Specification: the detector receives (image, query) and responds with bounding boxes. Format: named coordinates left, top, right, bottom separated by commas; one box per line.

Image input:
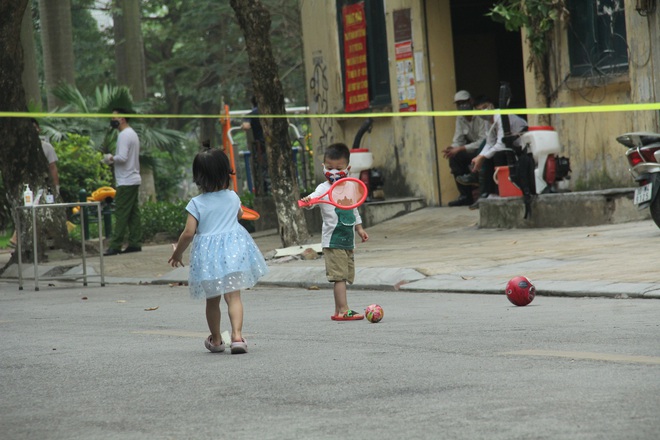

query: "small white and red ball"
left=505, top=276, right=536, bottom=306
left=365, top=304, right=384, bottom=323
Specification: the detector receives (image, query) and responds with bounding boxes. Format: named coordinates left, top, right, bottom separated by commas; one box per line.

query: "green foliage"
left=139, top=200, right=188, bottom=241
left=0, top=228, right=11, bottom=250
left=26, top=0, right=306, bottom=217
left=48, top=84, right=136, bottom=152
left=44, top=83, right=187, bottom=200
left=54, top=134, right=113, bottom=202
left=240, top=191, right=255, bottom=209
left=68, top=221, right=101, bottom=244
left=141, top=0, right=305, bottom=118
left=488, top=0, right=568, bottom=63
left=48, top=83, right=185, bottom=156
left=152, top=149, right=187, bottom=202
left=31, top=0, right=117, bottom=106
left=71, top=0, right=116, bottom=95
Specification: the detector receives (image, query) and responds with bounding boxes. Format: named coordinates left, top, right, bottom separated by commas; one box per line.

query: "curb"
left=3, top=262, right=659, bottom=299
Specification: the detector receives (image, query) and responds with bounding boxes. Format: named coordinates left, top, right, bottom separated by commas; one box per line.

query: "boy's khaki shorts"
left=323, top=248, right=355, bottom=284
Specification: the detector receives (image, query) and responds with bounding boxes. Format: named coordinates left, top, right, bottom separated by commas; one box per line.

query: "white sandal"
left=230, top=338, right=248, bottom=354
left=204, top=335, right=225, bottom=353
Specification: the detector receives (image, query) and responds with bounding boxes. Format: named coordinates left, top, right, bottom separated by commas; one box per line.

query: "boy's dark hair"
left=324, top=143, right=350, bottom=162
left=473, top=95, right=493, bottom=107
left=192, top=148, right=235, bottom=193
left=112, top=107, right=132, bottom=122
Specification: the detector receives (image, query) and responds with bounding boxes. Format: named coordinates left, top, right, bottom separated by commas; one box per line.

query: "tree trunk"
left=20, top=2, right=40, bottom=107
left=139, top=166, right=156, bottom=204
left=199, top=100, right=218, bottom=148
left=197, top=69, right=220, bottom=147
left=38, top=0, right=76, bottom=110
left=112, top=0, right=147, bottom=101
left=112, top=1, right=126, bottom=90
left=230, top=0, right=309, bottom=247
left=0, top=0, right=69, bottom=271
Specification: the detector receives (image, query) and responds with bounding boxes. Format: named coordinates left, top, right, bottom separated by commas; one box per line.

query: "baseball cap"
left=453, top=90, right=471, bottom=102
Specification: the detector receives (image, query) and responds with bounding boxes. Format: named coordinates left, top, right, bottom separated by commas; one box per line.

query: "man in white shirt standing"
left=442, top=91, right=488, bottom=207
left=104, top=108, right=142, bottom=256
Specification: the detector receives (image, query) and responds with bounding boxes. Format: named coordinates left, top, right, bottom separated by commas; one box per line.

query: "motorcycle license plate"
left=634, top=183, right=652, bottom=205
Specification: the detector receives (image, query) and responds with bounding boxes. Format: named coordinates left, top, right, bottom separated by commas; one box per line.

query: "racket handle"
left=298, top=196, right=320, bottom=208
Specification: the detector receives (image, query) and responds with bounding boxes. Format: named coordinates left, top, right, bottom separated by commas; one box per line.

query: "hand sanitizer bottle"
left=23, top=184, right=33, bottom=206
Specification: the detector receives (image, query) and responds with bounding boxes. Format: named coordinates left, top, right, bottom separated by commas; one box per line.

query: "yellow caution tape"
left=1, top=102, right=659, bottom=120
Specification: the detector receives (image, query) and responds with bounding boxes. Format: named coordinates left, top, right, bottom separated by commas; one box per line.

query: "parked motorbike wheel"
left=650, top=196, right=660, bottom=229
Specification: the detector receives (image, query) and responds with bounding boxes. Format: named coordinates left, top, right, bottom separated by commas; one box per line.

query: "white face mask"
left=478, top=105, right=494, bottom=121
left=323, top=165, right=349, bottom=183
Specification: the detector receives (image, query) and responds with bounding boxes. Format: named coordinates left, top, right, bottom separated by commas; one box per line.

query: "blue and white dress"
left=186, top=190, right=268, bottom=299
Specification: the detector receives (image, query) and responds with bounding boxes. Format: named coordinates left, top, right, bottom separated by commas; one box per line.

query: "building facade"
left=299, top=0, right=660, bottom=205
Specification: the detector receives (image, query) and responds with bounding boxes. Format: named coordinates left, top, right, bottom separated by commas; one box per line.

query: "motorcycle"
left=617, top=131, right=660, bottom=228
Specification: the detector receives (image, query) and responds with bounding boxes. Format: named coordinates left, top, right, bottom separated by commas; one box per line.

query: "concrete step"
left=359, top=197, right=427, bottom=228
left=479, top=188, right=651, bottom=228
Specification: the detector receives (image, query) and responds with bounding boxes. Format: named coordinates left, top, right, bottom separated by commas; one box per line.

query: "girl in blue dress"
left=168, top=148, right=268, bottom=354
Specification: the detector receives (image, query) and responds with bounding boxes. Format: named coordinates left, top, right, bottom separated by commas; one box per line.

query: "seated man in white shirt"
left=456, top=96, right=528, bottom=209
left=442, top=90, right=488, bottom=207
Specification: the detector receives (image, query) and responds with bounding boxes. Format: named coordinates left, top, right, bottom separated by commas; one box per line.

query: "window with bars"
left=567, top=0, right=628, bottom=76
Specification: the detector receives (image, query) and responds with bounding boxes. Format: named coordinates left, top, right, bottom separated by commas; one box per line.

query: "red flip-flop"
left=331, top=310, right=364, bottom=321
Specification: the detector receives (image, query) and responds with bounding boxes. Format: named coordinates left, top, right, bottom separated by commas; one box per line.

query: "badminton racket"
left=298, top=177, right=368, bottom=210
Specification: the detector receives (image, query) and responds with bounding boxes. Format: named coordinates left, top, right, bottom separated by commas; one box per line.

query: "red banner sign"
left=342, top=2, right=369, bottom=112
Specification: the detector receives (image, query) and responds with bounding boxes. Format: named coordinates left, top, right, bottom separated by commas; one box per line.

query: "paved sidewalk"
left=2, top=207, right=659, bottom=298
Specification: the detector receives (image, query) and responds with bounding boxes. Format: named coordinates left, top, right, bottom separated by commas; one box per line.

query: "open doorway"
left=450, top=0, right=526, bottom=109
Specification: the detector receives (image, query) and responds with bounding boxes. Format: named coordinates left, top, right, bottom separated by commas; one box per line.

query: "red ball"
left=505, top=276, right=536, bottom=306
left=365, top=304, right=384, bottom=323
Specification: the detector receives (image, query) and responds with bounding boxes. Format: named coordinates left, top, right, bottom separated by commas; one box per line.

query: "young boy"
left=301, top=143, right=369, bottom=320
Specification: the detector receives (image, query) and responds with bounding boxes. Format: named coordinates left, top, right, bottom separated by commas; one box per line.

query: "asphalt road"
left=1, top=283, right=659, bottom=440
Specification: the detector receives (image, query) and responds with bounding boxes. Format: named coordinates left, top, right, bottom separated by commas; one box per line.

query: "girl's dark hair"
left=192, top=148, right=235, bottom=193
left=324, top=142, right=350, bottom=162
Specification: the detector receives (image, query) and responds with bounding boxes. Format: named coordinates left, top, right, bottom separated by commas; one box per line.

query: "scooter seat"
left=616, top=132, right=660, bottom=148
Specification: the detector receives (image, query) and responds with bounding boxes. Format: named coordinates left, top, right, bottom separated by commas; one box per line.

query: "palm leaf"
left=137, top=127, right=186, bottom=156
left=52, top=84, right=90, bottom=113
left=46, top=83, right=185, bottom=159
left=96, top=85, right=134, bottom=114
